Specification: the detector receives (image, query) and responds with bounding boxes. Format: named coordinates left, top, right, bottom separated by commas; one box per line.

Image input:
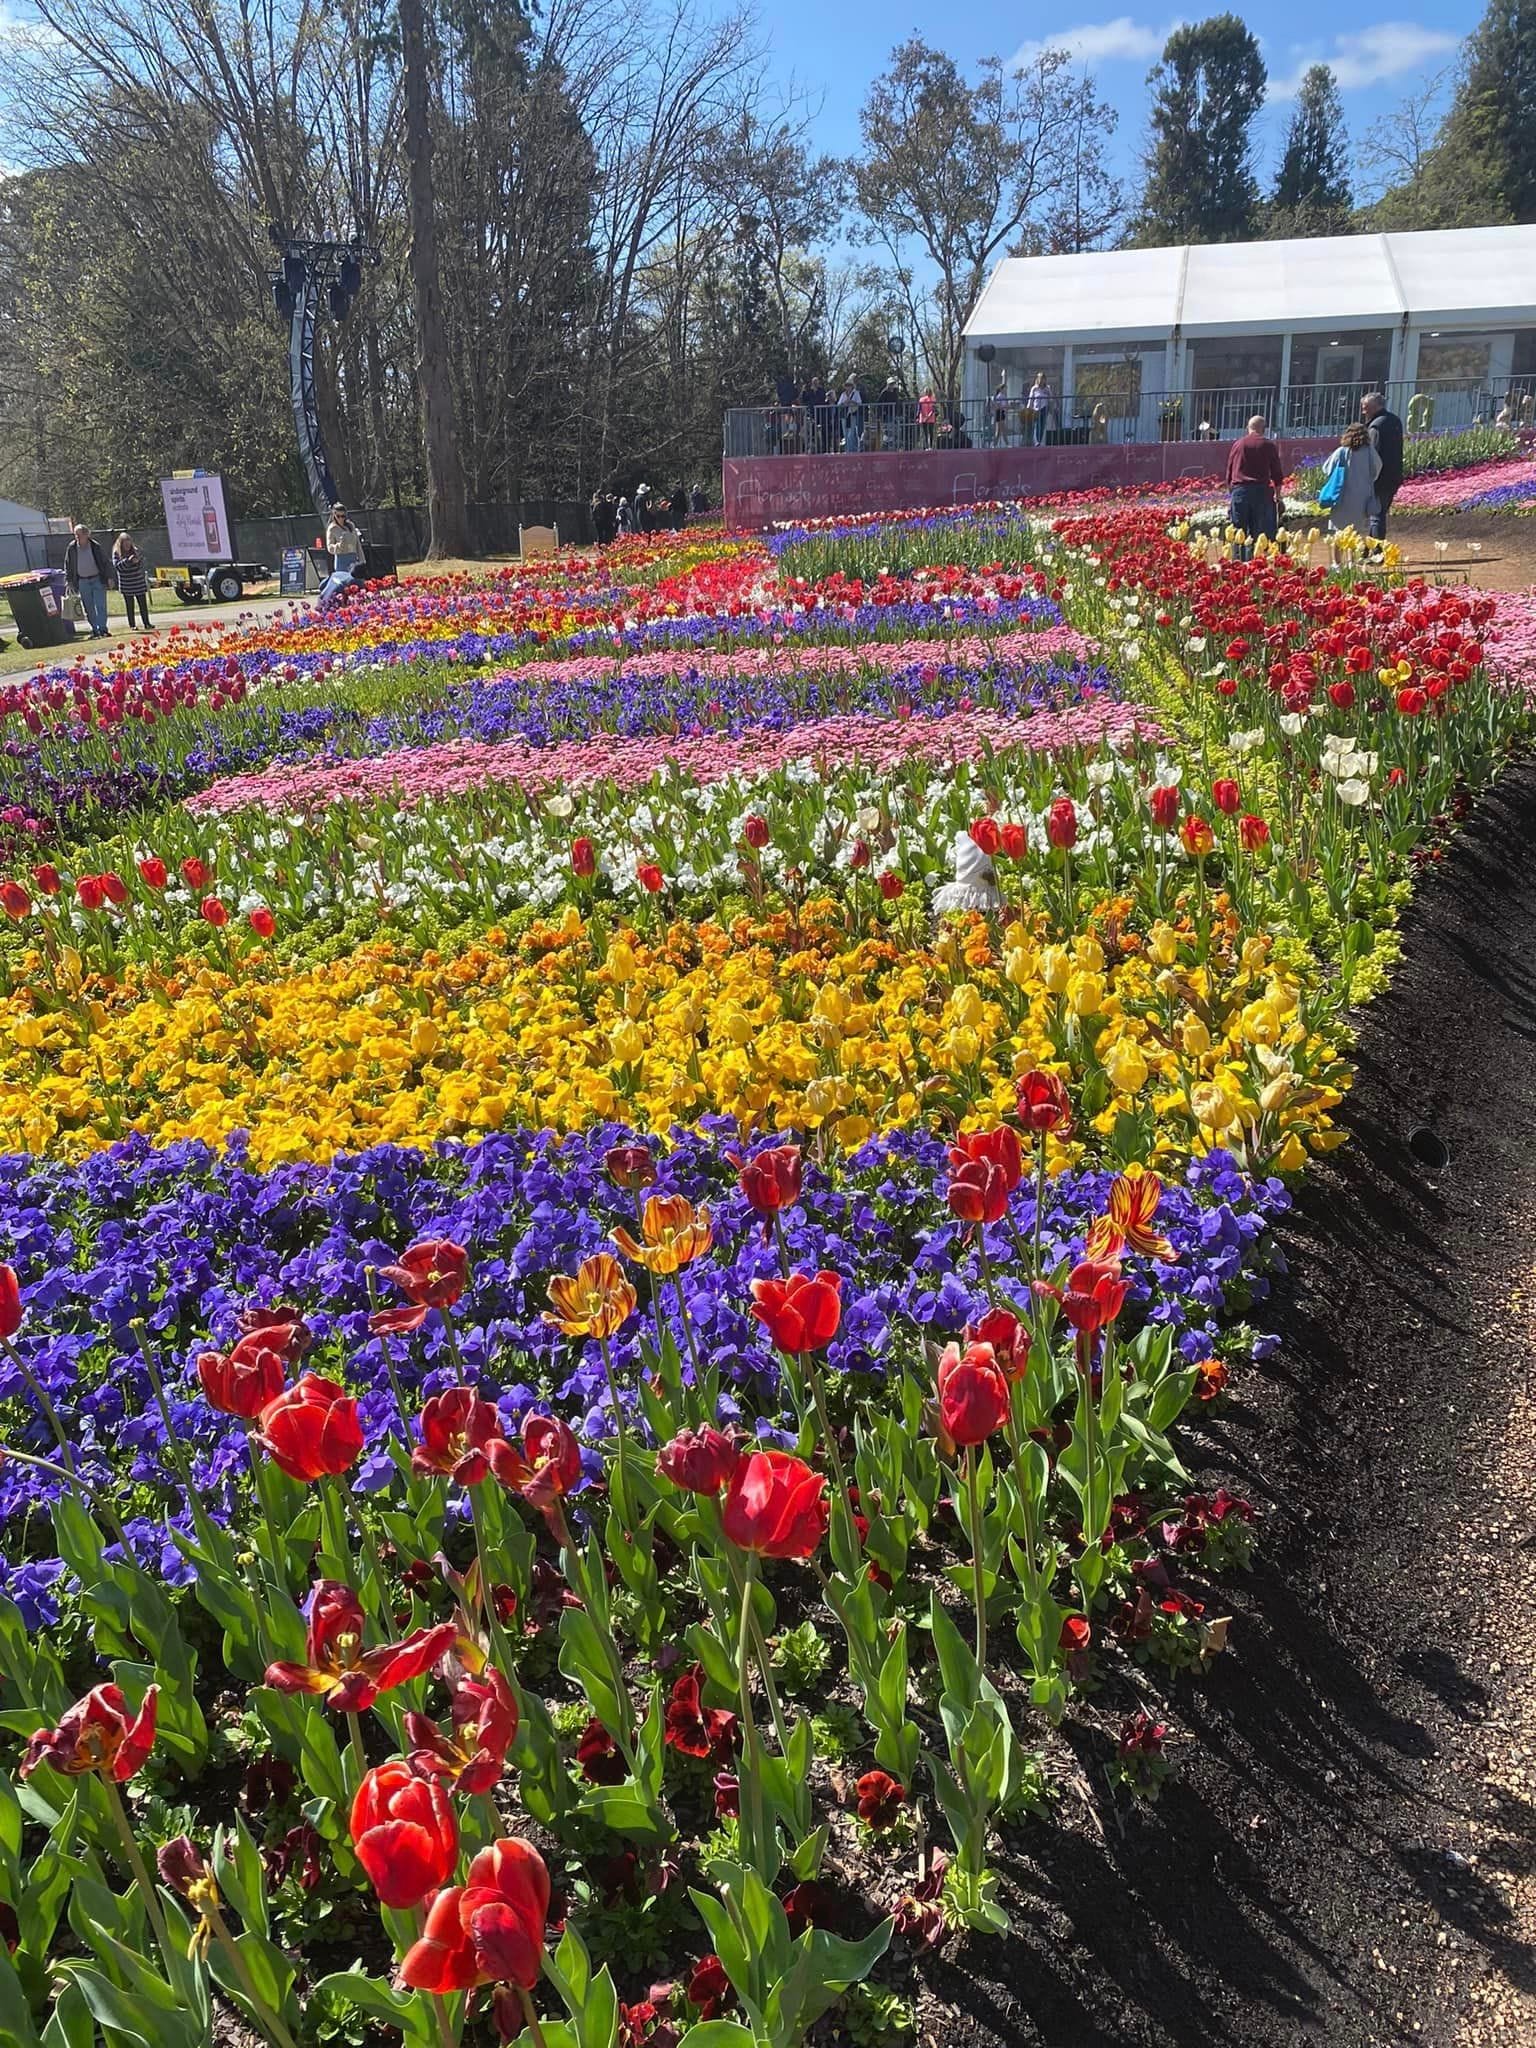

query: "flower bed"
left=0, top=501, right=1528, bottom=2048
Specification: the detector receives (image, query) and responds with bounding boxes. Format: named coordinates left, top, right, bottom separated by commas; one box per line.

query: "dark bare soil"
left=1391, top=512, right=1536, bottom=592
left=902, top=761, right=1536, bottom=2048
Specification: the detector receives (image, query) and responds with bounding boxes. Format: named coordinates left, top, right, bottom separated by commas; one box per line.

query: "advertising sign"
left=280, top=548, right=308, bottom=595
left=160, top=473, right=232, bottom=561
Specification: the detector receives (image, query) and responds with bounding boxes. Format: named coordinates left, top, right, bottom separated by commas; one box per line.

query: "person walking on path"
left=65, top=524, right=113, bottom=638
left=1319, top=422, right=1382, bottom=539
left=112, top=531, right=152, bottom=629
left=1225, top=415, right=1285, bottom=553
left=1361, top=392, right=1404, bottom=539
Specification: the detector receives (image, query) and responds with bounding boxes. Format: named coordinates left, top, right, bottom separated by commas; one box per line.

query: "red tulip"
left=411, top=1386, right=502, bottom=1485
left=257, top=1373, right=364, bottom=1480
left=350, top=1761, right=458, bottom=1909
left=945, top=1157, right=1011, bottom=1227
left=1046, top=797, right=1077, bottom=849
left=1211, top=778, right=1240, bottom=816
left=849, top=838, right=871, bottom=870
left=196, top=1330, right=287, bottom=1418
left=969, top=1306, right=1029, bottom=1382
left=878, top=870, right=904, bottom=900
left=99, top=871, right=128, bottom=907
left=1148, top=784, right=1180, bottom=830
left=1179, top=815, right=1215, bottom=857
left=1396, top=686, right=1428, bottom=716
left=137, top=856, right=167, bottom=890
left=603, top=1143, right=655, bottom=1190
left=722, top=1448, right=828, bottom=1559
left=266, top=1579, right=457, bottom=1713
left=31, top=864, right=60, bottom=896
left=636, top=862, right=664, bottom=893
left=949, top=1125, right=1022, bottom=1192
left=731, top=1143, right=802, bottom=1225
left=1238, top=813, right=1270, bottom=852
left=742, top=813, right=770, bottom=850
left=967, top=817, right=1001, bottom=857
left=1060, top=1257, right=1128, bottom=1336
left=750, top=1270, right=841, bottom=1353
left=248, top=906, right=276, bottom=939
left=1328, top=680, right=1355, bottom=710
left=1059, top=1614, right=1092, bottom=1655
left=488, top=1413, right=583, bottom=1514
left=999, top=821, right=1027, bottom=861
left=75, top=875, right=106, bottom=912
left=656, top=1426, right=740, bottom=1496
left=200, top=895, right=229, bottom=927
left=1016, top=1068, right=1072, bottom=1135
left=370, top=1240, right=469, bottom=1334
left=0, top=1265, right=22, bottom=1339
left=0, top=882, right=29, bottom=920
left=181, top=857, right=210, bottom=889
left=406, top=1665, right=519, bottom=1796
left=400, top=1838, right=551, bottom=1994
left=570, top=836, right=596, bottom=878
left=686, top=1955, right=735, bottom=2019
left=21, top=1683, right=158, bottom=1782
left=936, top=1340, right=1011, bottom=1446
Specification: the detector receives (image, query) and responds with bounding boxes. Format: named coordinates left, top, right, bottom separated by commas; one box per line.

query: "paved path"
left=2, top=590, right=302, bottom=680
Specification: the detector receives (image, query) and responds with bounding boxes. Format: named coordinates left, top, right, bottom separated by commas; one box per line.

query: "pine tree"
left=1434, top=0, right=1536, bottom=223
left=1133, top=15, right=1267, bottom=245
left=1272, top=65, right=1351, bottom=227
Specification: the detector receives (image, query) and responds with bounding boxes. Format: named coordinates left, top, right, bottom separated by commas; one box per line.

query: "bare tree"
left=1357, top=68, right=1453, bottom=204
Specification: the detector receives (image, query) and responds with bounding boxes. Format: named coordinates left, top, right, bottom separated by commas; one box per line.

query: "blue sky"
left=766, top=7, right=1479, bottom=204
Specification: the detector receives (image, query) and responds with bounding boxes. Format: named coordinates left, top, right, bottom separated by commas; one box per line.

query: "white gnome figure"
left=933, top=828, right=1001, bottom=914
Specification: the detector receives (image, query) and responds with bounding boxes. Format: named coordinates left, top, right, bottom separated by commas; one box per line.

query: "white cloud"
left=1270, top=23, right=1461, bottom=98
left=1010, top=16, right=1180, bottom=69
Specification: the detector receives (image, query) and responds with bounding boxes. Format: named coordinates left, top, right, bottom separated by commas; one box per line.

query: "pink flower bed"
left=1477, top=587, right=1536, bottom=688
left=1396, top=459, right=1536, bottom=510
left=499, top=624, right=1097, bottom=692
left=188, top=700, right=1162, bottom=818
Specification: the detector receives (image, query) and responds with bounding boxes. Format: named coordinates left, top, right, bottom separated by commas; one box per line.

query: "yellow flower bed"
left=0, top=902, right=1348, bottom=1169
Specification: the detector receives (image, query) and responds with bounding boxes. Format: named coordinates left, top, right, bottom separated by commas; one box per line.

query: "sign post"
left=159, top=474, right=233, bottom=561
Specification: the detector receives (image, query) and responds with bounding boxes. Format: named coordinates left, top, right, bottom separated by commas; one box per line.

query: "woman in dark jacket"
left=113, top=532, right=152, bottom=630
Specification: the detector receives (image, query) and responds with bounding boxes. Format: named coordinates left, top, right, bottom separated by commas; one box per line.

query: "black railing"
left=725, top=377, right=1536, bottom=457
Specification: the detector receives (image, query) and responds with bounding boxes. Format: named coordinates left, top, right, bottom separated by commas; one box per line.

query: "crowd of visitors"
left=762, top=375, right=976, bottom=454
left=588, top=482, right=708, bottom=545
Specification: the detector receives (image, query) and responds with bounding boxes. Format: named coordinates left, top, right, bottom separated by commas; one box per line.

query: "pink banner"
left=721, top=437, right=1333, bottom=529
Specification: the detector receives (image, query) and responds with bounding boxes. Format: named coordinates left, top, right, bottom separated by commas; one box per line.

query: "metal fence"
left=724, top=377, right=1536, bottom=457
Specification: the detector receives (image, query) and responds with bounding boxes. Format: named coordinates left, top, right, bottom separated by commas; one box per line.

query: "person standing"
left=690, top=482, right=709, bottom=517
left=838, top=377, right=864, bottom=453
left=65, top=523, right=113, bottom=637
left=1361, top=392, right=1404, bottom=539
left=1319, top=422, right=1381, bottom=538
left=1224, top=415, right=1285, bottom=552
left=916, top=389, right=937, bottom=448
left=113, top=531, right=152, bottom=629
left=669, top=483, right=687, bottom=531
left=325, top=504, right=362, bottom=573
left=990, top=375, right=1010, bottom=447
left=616, top=494, right=633, bottom=536
left=1026, top=372, right=1053, bottom=446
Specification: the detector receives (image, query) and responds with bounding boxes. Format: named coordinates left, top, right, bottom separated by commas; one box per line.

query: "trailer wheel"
left=209, top=568, right=243, bottom=603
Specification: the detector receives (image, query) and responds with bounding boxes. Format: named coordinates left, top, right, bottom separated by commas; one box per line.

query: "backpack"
left=1318, top=452, right=1347, bottom=509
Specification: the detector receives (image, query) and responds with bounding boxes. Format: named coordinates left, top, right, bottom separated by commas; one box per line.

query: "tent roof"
left=963, top=226, right=1536, bottom=346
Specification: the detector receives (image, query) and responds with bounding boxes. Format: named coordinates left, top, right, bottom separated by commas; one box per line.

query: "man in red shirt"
left=1225, top=414, right=1285, bottom=554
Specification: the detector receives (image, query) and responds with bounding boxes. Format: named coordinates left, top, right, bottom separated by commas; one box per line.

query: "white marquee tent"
left=962, top=225, right=1536, bottom=440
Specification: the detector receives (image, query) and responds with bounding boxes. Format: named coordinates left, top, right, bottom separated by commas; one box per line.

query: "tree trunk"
left=400, top=0, right=472, bottom=558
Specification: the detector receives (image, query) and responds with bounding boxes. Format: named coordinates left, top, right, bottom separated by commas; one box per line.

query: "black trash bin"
left=1, top=571, right=76, bottom=649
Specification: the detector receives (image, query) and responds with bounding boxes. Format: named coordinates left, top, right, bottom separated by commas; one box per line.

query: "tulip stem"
left=103, top=1774, right=172, bottom=1963
left=1, top=1334, right=83, bottom=1494
left=247, top=1434, right=292, bottom=1600
left=205, top=1896, right=302, bottom=2048
left=0, top=1439, right=130, bottom=1553
left=128, top=1319, right=222, bottom=1559
left=518, top=1985, right=548, bottom=2048
left=469, top=1484, right=517, bottom=1676
left=801, top=1352, right=854, bottom=1564
left=735, top=1557, right=772, bottom=1878
left=595, top=1336, right=632, bottom=1509
left=964, top=1447, right=988, bottom=1671
left=346, top=1709, right=370, bottom=1789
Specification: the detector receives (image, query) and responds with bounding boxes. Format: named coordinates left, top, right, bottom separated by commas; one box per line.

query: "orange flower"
left=1085, top=1173, right=1175, bottom=1263
left=545, top=1253, right=636, bottom=1339
left=611, top=1193, right=713, bottom=1275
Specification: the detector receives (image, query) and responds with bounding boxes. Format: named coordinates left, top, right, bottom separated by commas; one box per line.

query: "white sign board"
left=160, top=475, right=232, bottom=561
